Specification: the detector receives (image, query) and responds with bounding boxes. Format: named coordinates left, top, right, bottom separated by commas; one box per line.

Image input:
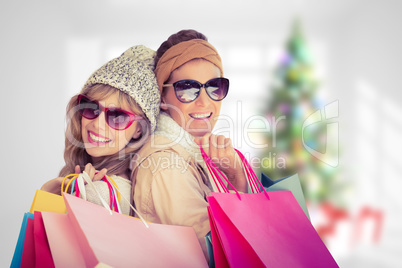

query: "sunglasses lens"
left=206, top=78, right=229, bottom=101
left=78, top=96, right=100, bottom=119
left=77, top=95, right=138, bottom=130
left=174, top=80, right=201, bottom=103
left=106, top=110, right=131, bottom=130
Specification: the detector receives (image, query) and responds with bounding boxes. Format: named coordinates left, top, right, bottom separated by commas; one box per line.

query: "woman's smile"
left=189, top=112, right=212, bottom=119
left=81, top=91, right=142, bottom=157
left=161, top=59, right=222, bottom=137
left=88, top=131, right=112, bottom=145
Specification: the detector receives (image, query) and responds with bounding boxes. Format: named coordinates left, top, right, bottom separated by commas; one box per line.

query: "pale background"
left=1, top=0, right=401, bottom=267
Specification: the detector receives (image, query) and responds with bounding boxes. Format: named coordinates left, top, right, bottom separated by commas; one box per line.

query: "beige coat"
left=131, top=135, right=212, bottom=260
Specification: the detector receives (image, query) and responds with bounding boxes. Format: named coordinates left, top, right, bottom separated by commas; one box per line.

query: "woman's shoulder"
left=109, top=174, right=131, bottom=185
left=131, top=134, right=193, bottom=171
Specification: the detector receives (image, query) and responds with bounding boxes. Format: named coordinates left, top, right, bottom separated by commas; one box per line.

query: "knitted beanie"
left=82, top=45, right=160, bottom=132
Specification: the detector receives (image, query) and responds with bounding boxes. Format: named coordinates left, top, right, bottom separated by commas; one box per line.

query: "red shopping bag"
left=33, top=211, right=55, bottom=268
left=20, top=217, right=35, bottom=268
left=61, top=193, right=208, bottom=267
left=13, top=173, right=125, bottom=268
left=18, top=211, right=56, bottom=268
left=202, top=147, right=338, bottom=268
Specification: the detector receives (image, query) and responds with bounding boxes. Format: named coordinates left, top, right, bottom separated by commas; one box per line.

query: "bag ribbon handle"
left=200, top=146, right=269, bottom=200
left=61, top=172, right=149, bottom=228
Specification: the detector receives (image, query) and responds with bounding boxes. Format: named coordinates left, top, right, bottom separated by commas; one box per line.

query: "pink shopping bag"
left=202, top=147, right=338, bottom=268
left=41, top=212, right=87, bottom=268
left=62, top=193, right=208, bottom=267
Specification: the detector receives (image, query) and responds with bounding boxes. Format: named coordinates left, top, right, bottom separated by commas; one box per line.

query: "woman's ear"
left=160, top=96, right=168, bottom=111
left=132, top=124, right=142, bottom=139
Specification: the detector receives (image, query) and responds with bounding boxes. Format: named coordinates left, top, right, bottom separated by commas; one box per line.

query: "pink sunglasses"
left=77, top=94, right=142, bottom=130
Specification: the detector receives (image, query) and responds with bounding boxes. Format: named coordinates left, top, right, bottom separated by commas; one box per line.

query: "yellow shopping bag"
left=29, top=190, right=67, bottom=214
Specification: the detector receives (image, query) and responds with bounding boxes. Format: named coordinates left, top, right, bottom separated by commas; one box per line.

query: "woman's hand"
left=81, top=163, right=108, bottom=182
left=40, top=165, right=81, bottom=195
left=40, top=164, right=107, bottom=195
left=195, top=134, right=247, bottom=193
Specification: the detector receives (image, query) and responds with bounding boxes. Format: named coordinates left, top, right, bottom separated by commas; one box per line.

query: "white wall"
left=1, top=0, right=401, bottom=266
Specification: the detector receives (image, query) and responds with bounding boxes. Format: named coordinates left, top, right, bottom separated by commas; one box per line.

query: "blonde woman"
left=41, top=45, right=160, bottom=215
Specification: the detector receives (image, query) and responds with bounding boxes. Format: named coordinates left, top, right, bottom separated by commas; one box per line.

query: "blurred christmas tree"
left=260, top=19, right=346, bottom=205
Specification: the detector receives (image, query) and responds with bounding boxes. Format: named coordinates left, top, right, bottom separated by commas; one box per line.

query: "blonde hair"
left=59, top=84, right=151, bottom=177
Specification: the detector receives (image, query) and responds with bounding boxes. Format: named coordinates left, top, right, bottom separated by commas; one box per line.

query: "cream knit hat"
left=82, top=45, right=160, bottom=132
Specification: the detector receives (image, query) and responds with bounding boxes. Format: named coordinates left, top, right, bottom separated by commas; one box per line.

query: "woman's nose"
left=194, top=88, right=210, bottom=106
left=92, top=111, right=107, bottom=131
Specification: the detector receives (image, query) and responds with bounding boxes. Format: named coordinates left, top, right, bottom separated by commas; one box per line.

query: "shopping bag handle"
left=234, top=149, right=269, bottom=199
left=200, top=146, right=269, bottom=200
left=101, top=176, right=122, bottom=213
left=61, top=173, right=122, bottom=213
left=200, top=146, right=241, bottom=199
left=61, top=172, right=149, bottom=228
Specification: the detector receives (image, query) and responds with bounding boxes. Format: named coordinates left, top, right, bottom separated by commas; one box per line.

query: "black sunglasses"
left=163, top=77, right=229, bottom=103
left=77, top=94, right=142, bottom=130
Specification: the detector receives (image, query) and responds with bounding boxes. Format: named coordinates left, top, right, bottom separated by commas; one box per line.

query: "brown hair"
left=59, top=84, right=151, bottom=178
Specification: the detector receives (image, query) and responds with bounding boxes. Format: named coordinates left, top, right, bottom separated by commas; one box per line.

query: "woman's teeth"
left=89, top=132, right=111, bottom=143
left=190, top=112, right=212, bottom=119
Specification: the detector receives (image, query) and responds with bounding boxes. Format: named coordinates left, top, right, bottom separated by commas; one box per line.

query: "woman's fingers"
left=84, top=163, right=91, bottom=175
left=197, top=133, right=212, bottom=160
left=93, top=168, right=107, bottom=181
left=195, top=134, right=248, bottom=193
left=81, top=163, right=107, bottom=182
left=196, top=134, right=236, bottom=169
left=194, top=137, right=202, bottom=146
left=209, top=134, right=219, bottom=163
left=84, top=163, right=96, bottom=179
left=74, top=165, right=81, bottom=174
left=216, top=135, right=226, bottom=159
